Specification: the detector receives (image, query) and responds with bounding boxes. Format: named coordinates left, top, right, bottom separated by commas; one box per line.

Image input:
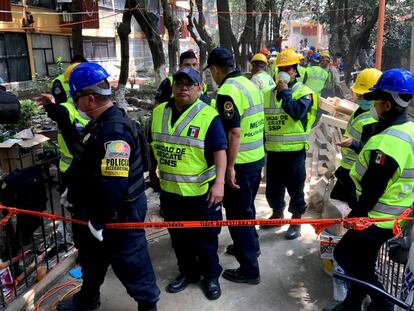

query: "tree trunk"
left=161, top=0, right=180, bottom=74
left=239, top=0, right=255, bottom=71
left=187, top=0, right=207, bottom=69
left=343, top=6, right=379, bottom=83
left=115, top=2, right=132, bottom=110
left=72, top=0, right=83, bottom=56
left=272, top=0, right=285, bottom=46
left=131, top=0, right=165, bottom=84
left=217, top=0, right=233, bottom=51
left=257, top=0, right=270, bottom=52
left=194, top=0, right=214, bottom=52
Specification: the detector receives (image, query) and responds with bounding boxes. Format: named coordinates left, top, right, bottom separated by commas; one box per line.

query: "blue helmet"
left=69, top=62, right=110, bottom=96
left=310, top=52, right=320, bottom=62
left=370, top=68, right=414, bottom=95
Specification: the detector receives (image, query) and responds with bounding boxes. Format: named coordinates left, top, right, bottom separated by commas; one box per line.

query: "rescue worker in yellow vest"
left=263, top=49, right=318, bottom=240
left=37, top=61, right=89, bottom=190
left=205, top=47, right=264, bottom=284
left=250, top=53, right=276, bottom=108
left=320, top=51, right=342, bottom=98
left=303, top=52, right=328, bottom=96
left=324, top=69, right=414, bottom=311
left=154, top=50, right=211, bottom=106
left=149, top=67, right=227, bottom=300
left=330, top=68, right=382, bottom=206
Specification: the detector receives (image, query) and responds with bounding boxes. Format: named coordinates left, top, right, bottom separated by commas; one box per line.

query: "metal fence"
left=377, top=241, right=407, bottom=300
left=0, top=144, right=73, bottom=308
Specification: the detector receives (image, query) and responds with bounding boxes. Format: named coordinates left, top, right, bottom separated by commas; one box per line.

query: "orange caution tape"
left=0, top=205, right=412, bottom=236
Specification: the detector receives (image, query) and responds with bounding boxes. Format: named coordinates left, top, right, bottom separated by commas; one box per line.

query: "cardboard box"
left=0, top=134, right=49, bottom=174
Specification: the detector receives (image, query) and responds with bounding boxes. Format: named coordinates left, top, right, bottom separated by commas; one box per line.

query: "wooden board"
left=319, top=114, right=348, bottom=130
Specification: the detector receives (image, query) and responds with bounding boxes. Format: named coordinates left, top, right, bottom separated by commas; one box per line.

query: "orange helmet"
left=260, top=48, right=270, bottom=56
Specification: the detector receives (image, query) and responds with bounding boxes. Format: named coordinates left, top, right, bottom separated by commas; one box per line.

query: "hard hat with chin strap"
left=364, top=68, right=414, bottom=107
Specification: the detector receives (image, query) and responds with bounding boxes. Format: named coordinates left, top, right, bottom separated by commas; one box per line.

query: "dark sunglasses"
left=73, top=91, right=95, bottom=103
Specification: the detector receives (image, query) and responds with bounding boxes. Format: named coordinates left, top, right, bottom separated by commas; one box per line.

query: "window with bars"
left=0, top=33, right=31, bottom=82
left=83, top=37, right=116, bottom=61
left=32, top=34, right=71, bottom=79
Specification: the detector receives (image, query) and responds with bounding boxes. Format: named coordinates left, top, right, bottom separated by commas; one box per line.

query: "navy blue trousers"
left=223, top=161, right=262, bottom=278
left=72, top=194, right=160, bottom=310
left=160, top=191, right=223, bottom=280
left=265, top=150, right=307, bottom=215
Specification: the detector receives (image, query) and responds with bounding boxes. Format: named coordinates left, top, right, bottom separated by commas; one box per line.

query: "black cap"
left=173, top=67, right=202, bottom=85
left=204, top=47, right=235, bottom=71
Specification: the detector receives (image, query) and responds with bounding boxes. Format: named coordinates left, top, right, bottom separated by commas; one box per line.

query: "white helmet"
left=271, top=51, right=279, bottom=56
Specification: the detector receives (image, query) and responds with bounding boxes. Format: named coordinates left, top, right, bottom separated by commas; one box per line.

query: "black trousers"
left=333, top=225, right=394, bottom=308
left=160, top=191, right=223, bottom=280
left=224, top=162, right=262, bottom=278
left=72, top=195, right=160, bottom=310
left=331, top=166, right=358, bottom=208
left=265, top=150, right=307, bottom=215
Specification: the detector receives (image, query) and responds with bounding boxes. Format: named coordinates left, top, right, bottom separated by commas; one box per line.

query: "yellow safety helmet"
left=320, top=51, right=331, bottom=59
left=276, top=49, right=299, bottom=67
left=251, top=53, right=268, bottom=65
left=351, top=68, right=382, bottom=95
left=64, top=62, right=81, bottom=83
left=297, top=53, right=304, bottom=61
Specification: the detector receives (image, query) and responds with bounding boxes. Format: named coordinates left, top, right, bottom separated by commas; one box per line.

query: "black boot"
left=285, top=214, right=301, bottom=240
left=138, top=302, right=157, bottom=311
left=166, top=274, right=200, bottom=293
left=56, top=292, right=100, bottom=311
left=260, top=210, right=284, bottom=229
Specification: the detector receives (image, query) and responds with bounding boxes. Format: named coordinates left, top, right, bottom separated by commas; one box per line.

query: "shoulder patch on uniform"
left=223, top=101, right=234, bottom=119
left=374, top=151, right=386, bottom=165
left=101, top=140, right=130, bottom=177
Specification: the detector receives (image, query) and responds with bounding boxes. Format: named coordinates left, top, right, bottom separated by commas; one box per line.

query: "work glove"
left=88, top=221, right=103, bottom=242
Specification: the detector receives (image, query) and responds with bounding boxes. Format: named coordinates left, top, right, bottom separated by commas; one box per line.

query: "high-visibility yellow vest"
left=251, top=71, right=276, bottom=109
left=58, top=102, right=88, bottom=173
left=350, top=122, right=414, bottom=228
left=168, top=75, right=208, bottom=96
left=264, top=81, right=318, bottom=152
left=151, top=98, right=218, bottom=196
left=217, top=76, right=265, bottom=164
left=340, top=109, right=377, bottom=170
left=297, top=65, right=307, bottom=83
left=305, top=66, right=328, bottom=95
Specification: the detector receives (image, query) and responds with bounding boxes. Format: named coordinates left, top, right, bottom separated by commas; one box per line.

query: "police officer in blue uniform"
left=56, top=62, right=160, bottom=311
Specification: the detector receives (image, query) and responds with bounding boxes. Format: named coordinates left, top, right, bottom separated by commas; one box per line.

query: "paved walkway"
left=40, top=194, right=336, bottom=311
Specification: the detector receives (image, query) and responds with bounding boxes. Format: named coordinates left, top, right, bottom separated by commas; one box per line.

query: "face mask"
left=357, top=99, right=372, bottom=110
left=370, top=105, right=379, bottom=121
left=277, top=71, right=291, bottom=83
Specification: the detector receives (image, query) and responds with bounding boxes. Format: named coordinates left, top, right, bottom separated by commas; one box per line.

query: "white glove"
left=88, top=221, right=103, bottom=241
left=60, top=188, right=73, bottom=209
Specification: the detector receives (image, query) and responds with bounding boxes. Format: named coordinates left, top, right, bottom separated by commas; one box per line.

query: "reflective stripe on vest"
left=264, top=81, right=316, bottom=152
left=340, top=110, right=377, bottom=170
left=159, top=166, right=215, bottom=184
left=350, top=122, right=414, bottom=228
left=151, top=99, right=218, bottom=196
left=58, top=102, right=88, bottom=173
left=218, top=76, right=265, bottom=164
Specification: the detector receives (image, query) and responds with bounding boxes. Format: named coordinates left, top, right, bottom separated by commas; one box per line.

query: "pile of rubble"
left=306, top=96, right=358, bottom=237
